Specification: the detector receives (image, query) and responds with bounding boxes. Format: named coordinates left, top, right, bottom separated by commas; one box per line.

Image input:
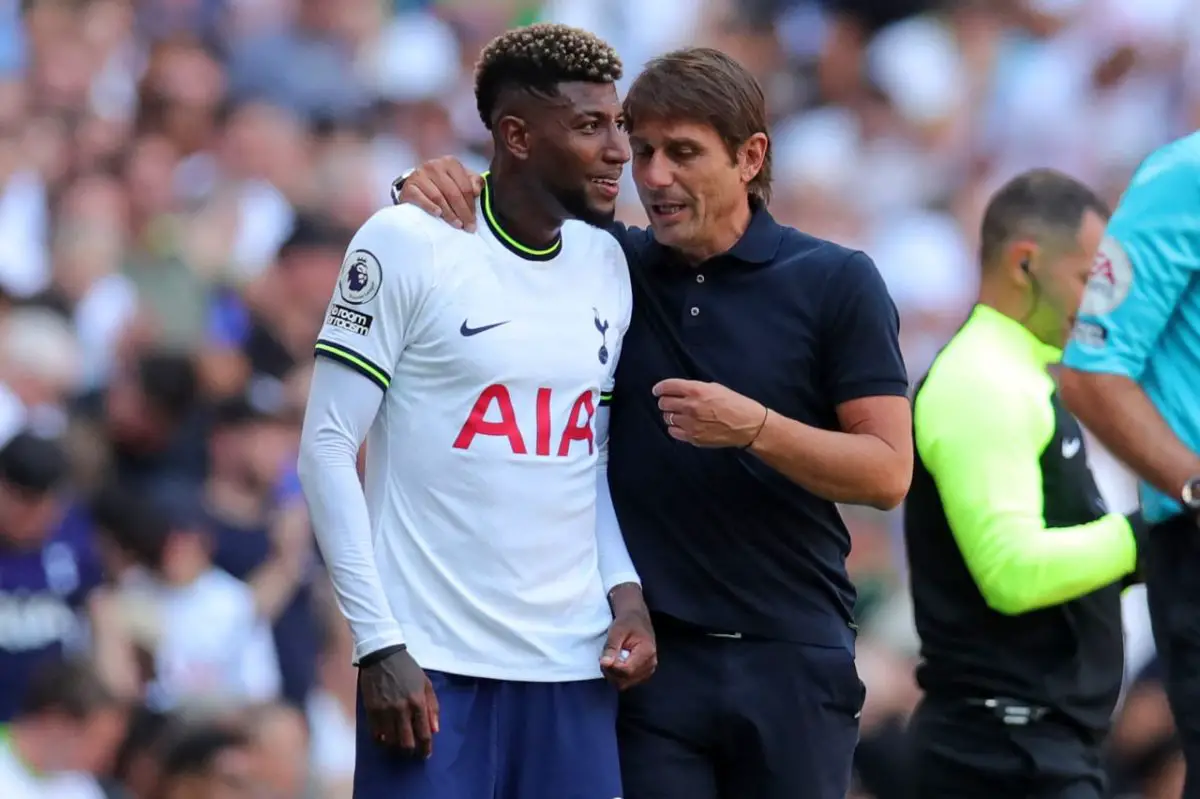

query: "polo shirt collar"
left=650, top=198, right=782, bottom=268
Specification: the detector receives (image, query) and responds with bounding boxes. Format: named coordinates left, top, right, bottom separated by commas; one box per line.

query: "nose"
left=604, top=126, right=631, bottom=164
left=638, top=150, right=673, bottom=190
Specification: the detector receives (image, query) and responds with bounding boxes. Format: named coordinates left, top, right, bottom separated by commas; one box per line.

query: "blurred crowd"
left=0, top=0, right=1195, bottom=797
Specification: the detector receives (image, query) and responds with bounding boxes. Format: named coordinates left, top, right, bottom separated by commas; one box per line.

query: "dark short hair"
left=137, top=350, right=198, bottom=422
left=980, top=169, right=1111, bottom=268
left=474, top=23, right=622, bottom=131
left=159, top=724, right=250, bottom=781
left=277, top=214, right=350, bottom=260
left=0, top=432, right=68, bottom=494
left=89, top=480, right=171, bottom=570
left=623, top=47, right=772, bottom=203
left=21, top=658, right=116, bottom=719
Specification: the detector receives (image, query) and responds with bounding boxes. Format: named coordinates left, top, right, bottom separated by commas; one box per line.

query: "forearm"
left=298, top=361, right=404, bottom=662
left=248, top=501, right=309, bottom=620
left=87, top=590, right=141, bottom=701
left=748, top=411, right=909, bottom=509
left=595, top=462, right=640, bottom=595
left=249, top=554, right=305, bottom=621
left=963, top=512, right=1138, bottom=615
left=1059, top=369, right=1200, bottom=499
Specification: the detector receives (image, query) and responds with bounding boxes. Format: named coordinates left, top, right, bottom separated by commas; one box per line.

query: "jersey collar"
left=969, top=304, right=1063, bottom=366
left=479, top=171, right=563, bottom=262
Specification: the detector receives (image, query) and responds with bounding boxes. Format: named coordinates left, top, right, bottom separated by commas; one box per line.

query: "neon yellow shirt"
left=913, top=304, right=1136, bottom=615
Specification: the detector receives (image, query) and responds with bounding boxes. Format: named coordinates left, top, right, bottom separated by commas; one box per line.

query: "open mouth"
left=650, top=203, right=687, bottom=221
left=590, top=177, right=619, bottom=198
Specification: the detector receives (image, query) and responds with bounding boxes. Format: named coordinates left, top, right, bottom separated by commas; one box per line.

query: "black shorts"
left=617, top=620, right=864, bottom=799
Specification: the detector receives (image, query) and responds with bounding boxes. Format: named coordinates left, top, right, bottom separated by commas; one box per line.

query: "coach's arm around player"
left=395, top=158, right=913, bottom=511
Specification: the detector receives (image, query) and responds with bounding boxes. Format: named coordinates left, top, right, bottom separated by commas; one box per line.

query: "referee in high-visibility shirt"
left=905, top=169, right=1150, bottom=799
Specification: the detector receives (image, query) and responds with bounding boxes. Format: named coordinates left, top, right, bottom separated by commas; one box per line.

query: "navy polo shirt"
left=605, top=205, right=908, bottom=650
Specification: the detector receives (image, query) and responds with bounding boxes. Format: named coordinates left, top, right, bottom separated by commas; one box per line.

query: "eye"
left=580, top=121, right=599, bottom=133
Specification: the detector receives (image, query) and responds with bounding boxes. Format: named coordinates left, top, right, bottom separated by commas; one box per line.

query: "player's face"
left=532, top=81, right=629, bottom=228
left=1042, top=210, right=1107, bottom=347
left=630, top=118, right=762, bottom=257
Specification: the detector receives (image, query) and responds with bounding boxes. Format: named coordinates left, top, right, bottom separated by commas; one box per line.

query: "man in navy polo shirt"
left=392, top=45, right=911, bottom=799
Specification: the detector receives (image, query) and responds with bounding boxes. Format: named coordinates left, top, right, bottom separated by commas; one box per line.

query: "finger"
left=411, top=700, right=434, bottom=759
left=667, top=425, right=691, bottom=442
left=622, top=644, right=655, bottom=673
left=446, top=170, right=482, bottom=232
left=405, top=187, right=444, bottom=219
left=367, top=708, right=390, bottom=746
left=426, top=681, right=441, bottom=735
left=599, top=628, right=626, bottom=667
left=653, top=378, right=699, bottom=398
left=395, top=705, right=418, bottom=753
left=416, top=181, right=464, bottom=229
left=657, top=396, right=692, bottom=413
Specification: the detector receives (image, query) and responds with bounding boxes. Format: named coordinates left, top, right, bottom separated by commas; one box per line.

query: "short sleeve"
left=1063, top=156, right=1200, bottom=379
left=820, top=251, right=910, bottom=403
left=314, top=208, right=437, bottom=392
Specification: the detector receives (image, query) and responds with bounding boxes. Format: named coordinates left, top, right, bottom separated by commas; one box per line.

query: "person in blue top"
left=1059, top=132, right=1200, bottom=798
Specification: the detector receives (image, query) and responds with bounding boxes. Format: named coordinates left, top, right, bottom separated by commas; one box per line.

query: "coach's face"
left=630, top=118, right=766, bottom=259
left=529, top=81, right=629, bottom=228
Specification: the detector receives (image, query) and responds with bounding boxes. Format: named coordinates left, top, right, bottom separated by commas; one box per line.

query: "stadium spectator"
left=0, top=658, right=126, bottom=799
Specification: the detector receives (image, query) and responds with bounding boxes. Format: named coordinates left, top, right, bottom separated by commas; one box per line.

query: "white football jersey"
left=313, top=186, right=632, bottom=681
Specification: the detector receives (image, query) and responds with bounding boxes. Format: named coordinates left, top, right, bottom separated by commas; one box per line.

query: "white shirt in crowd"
left=0, top=731, right=104, bottom=799
left=298, top=195, right=639, bottom=681
left=142, top=568, right=281, bottom=710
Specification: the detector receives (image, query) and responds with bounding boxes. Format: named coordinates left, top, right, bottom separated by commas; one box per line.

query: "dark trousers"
left=908, top=698, right=1105, bottom=799
left=617, top=620, right=863, bottom=799
left=1144, top=514, right=1200, bottom=799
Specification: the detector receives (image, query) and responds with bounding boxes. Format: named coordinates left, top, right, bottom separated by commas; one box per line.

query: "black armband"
left=356, top=643, right=407, bottom=668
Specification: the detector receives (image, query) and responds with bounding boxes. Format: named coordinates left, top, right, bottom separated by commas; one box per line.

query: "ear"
left=737, top=132, right=769, bottom=187
left=1005, top=240, right=1040, bottom=285
left=496, top=115, right=531, bottom=161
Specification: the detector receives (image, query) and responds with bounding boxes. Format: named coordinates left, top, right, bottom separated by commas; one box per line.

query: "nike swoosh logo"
left=460, top=320, right=510, bottom=337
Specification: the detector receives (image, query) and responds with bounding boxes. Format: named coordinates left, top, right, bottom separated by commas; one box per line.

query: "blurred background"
left=0, top=0, right=1190, bottom=797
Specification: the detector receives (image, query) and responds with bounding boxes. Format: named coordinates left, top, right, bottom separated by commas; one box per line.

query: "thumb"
left=600, top=627, right=625, bottom=666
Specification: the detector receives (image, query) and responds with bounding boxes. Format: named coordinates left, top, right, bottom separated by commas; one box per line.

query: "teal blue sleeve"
left=1063, top=153, right=1200, bottom=376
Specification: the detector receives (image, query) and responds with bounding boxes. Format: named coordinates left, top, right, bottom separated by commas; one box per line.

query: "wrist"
left=607, top=582, right=645, bottom=615
left=356, top=643, right=407, bottom=668
left=390, top=168, right=414, bottom=205
left=1181, top=474, right=1200, bottom=514
left=742, top=405, right=771, bottom=451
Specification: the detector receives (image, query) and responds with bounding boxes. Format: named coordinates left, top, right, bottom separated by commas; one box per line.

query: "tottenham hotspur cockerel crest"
left=593, top=308, right=610, bottom=365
